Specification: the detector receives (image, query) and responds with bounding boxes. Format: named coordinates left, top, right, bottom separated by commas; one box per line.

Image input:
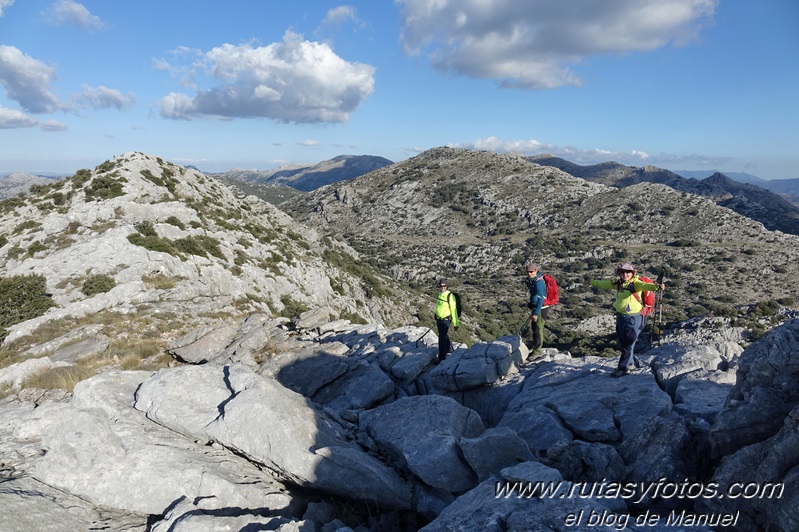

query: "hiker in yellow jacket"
left=586, top=263, right=665, bottom=377
left=435, top=278, right=459, bottom=362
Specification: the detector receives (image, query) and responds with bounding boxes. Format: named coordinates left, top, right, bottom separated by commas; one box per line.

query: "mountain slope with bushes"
left=0, top=152, right=418, bottom=347
left=527, top=155, right=799, bottom=235
left=284, top=147, right=799, bottom=352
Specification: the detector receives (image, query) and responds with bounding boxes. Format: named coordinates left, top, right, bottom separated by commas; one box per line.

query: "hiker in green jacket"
left=525, top=261, right=549, bottom=355
left=586, top=263, right=665, bottom=377
left=435, top=278, right=459, bottom=361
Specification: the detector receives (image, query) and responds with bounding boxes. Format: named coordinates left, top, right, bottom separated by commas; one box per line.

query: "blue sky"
left=1, top=0, right=797, bottom=179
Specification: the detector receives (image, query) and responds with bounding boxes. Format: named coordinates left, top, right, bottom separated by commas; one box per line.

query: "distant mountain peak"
left=218, top=154, right=394, bottom=192
left=528, top=156, right=799, bottom=235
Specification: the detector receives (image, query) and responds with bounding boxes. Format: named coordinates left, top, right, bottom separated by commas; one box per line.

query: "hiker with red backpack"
left=525, top=261, right=558, bottom=355
left=586, top=262, right=665, bottom=377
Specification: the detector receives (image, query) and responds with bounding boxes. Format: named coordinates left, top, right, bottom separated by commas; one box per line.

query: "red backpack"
left=542, top=273, right=559, bottom=307
left=632, top=276, right=656, bottom=316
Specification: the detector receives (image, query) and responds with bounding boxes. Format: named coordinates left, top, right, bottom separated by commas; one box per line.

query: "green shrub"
left=95, top=160, right=117, bottom=173
left=339, top=309, right=367, bottom=325
left=27, top=241, right=47, bottom=256
left=165, top=216, right=185, bottom=230
left=29, top=183, right=53, bottom=195
left=751, top=300, right=780, bottom=318
left=81, top=274, right=117, bottom=296
left=71, top=169, right=92, bottom=187
left=667, top=239, right=698, bottom=248
left=140, top=169, right=178, bottom=193
left=174, top=236, right=206, bottom=257
left=175, top=235, right=225, bottom=259
left=127, top=233, right=177, bottom=255
left=6, top=245, right=23, bottom=260
left=84, top=175, right=126, bottom=201
left=0, top=235, right=7, bottom=248
left=280, top=296, right=309, bottom=319
left=174, top=235, right=225, bottom=260
left=0, top=274, right=55, bottom=340
left=13, top=220, right=40, bottom=235
left=48, top=192, right=66, bottom=206
left=134, top=221, right=158, bottom=237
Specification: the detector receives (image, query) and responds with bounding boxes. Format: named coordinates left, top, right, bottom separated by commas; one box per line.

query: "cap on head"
left=438, top=278, right=448, bottom=287
left=524, top=261, right=540, bottom=272
left=615, top=262, right=636, bottom=275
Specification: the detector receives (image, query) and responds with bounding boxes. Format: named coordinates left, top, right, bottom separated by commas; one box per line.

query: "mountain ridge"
left=217, top=154, right=394, bottom=192
left=284, top=146, right=799, bottom=349
left=526, top=155, right=799, bottom=234
left=4, top=147, right=799, bottom=353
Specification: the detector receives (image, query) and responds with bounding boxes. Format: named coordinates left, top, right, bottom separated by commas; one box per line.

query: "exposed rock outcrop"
left=709, top=319, right=799, bottom=457
left=3, top=313, right=797, bottom=530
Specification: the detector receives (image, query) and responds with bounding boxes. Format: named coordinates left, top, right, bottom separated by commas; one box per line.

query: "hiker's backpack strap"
left=629, top=282, right=642, bottom=303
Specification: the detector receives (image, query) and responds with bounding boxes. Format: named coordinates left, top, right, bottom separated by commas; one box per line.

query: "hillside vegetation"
left=527, top=155, right=799, bottom=235
left=285, top=147, right=799, bottom=354
left=0, top=152, right=418, bottom=361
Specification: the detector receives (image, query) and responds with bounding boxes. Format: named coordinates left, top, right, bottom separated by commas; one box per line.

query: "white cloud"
left=157, top=31, right=375, bottom=123
left=0, top=106, right=36, bottom=128
left=0, top=45, right=64, bottom=113
left=466, top=136, right=555, bottom=154
left=46, top=0, right=105, bottom=31
left=405, top=146, right=427, bottom=154
left=0, top=0, right=14, bottom=17
left=460, top=136, right=738, bottom=173
left=38, top=119, right=68, bottom=131
left=323, top=5, right=360, bottom=28
left=395, top=0, right=717, bottom=89
left=299, top=140, right=320, bottom=147
left=0, top=105, right=66, bottom=130
left=461, top=136, right=656, bottom=166
left=75, top=84, right=136, bottom=110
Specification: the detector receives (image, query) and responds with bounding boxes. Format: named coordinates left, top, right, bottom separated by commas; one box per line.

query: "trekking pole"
left=654, top=270, right=665, bottom=345
left=516, top=310, right=535, bottom=336
left=416, top=327, right=432, bottom=348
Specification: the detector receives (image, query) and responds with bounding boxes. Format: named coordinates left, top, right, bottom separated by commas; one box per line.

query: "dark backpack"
left=542, top=274, right=559, bottom=306
left=450, top=291, right=463, bottom=317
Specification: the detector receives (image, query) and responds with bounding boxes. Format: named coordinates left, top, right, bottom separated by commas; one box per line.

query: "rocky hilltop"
left=285, top=147, right=799, bottom=347
left=527, top=155, right=799, bottom=235
left=0, top=151, right=416, bottom=344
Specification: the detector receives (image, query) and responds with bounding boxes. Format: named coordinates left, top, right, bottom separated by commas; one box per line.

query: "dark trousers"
left=436, top=317, right=452, bottom=361
left=531, top=307, right=551, bottom=351
left=615, top=313, right=644, bottom=370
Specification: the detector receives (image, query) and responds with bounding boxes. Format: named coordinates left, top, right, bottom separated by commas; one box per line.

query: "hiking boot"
left=633, top=357, right=643, bottom=369
left=611, top=368, right=630, bottom=378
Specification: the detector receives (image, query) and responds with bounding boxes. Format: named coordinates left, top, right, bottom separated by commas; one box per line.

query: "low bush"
left=0, top=274, right=55, bottom=341
left=81, top=274, right=117, bottom=296
left=84, top=175, right=126, bottom=201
